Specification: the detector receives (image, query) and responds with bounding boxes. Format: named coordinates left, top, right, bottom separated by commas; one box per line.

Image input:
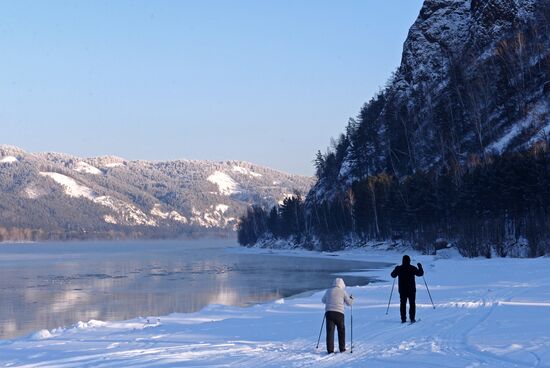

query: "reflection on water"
left=0, top=240, right=387, bottom=339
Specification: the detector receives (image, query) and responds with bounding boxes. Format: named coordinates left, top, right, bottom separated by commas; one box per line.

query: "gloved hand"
left=350, top=294, right=354, bottom=300
left=417, top=263, right=423, bottom=268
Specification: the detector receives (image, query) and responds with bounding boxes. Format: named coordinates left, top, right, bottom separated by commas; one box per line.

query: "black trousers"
left=325, top=311, right=345, bottom=353
left=400, top=292, right=416, bottom=322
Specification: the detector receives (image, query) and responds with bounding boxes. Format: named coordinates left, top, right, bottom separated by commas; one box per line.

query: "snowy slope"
left=40, top=172, right=96, bottom=199
left=0, top=156, right=18, bottom=164
left=73, top=161, right=102, bottom=175
left=0, top=145, right=314, bottom=239
left=207, top=171, right=240, bottom=195
left=1, top=249, right=549, bottom=367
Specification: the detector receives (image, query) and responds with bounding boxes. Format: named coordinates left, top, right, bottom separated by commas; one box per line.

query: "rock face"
left=398, top=0, right=545, bottom=168
left=0, top=145, right=313, bottom=241
left=312, top=0, right=550, bottom=198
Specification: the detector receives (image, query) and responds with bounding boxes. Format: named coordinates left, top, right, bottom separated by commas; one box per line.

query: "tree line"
left=238, top=142, right=550, bottom=257
left=237, top=3, right=550, bottom=257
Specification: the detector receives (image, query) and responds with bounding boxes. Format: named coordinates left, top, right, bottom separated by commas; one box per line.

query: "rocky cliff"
left=313, top=0, right=550, bottom=200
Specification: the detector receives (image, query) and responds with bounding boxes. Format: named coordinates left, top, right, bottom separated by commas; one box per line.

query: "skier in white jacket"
left=321, top=277, right=353, bottom=353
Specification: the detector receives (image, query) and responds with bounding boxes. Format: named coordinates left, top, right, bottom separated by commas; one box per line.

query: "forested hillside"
left=238, top=0, right=550, bottom=257
left=0, top=145, right=313, bottom=241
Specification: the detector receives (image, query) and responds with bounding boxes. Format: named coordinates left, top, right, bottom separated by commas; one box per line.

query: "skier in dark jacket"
left=390, top=255, right=424, bottom=323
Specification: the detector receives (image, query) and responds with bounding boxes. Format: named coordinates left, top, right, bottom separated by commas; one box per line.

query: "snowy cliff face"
left=0, top=145, right=313, bottom=240
left=311, top=0, right=550, bottom=200
left=393, top=0, right=547, bottom=171
left=401, top=0, right=537, bottom=90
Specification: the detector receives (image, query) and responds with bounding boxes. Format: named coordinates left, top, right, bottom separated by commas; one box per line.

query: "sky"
left=0, top=0, right=424, bottom=176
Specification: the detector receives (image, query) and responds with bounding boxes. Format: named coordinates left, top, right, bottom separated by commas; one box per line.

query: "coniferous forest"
left=239, top=141, right=550, bottom=257
left=238, top=1, right=550, bottom=257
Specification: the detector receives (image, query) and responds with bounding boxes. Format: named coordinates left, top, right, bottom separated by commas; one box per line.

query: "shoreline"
left=2, top=247, right=549, bottom=367
left=0, top=242, right=383, bottom=341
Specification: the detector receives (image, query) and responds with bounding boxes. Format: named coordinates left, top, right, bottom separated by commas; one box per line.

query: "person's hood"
left=332, top=277, right=346, bottom=289
left=402, top=255, right=411, bottom=265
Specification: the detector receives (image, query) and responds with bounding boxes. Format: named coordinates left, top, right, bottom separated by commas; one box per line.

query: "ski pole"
left=316, top=314, right=326, bottom=349
left=350, top=303, right=353, bottom=353
left=386, top=278, right=396, bottom=315
left=423, top=275, right=435, bottom=309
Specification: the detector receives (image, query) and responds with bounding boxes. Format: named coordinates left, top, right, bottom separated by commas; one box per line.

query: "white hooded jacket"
left=322, top=278, right=353, bottom=314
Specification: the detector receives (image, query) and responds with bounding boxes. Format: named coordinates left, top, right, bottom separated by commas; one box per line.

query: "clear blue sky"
left=1, top=0, right=423, bottom=176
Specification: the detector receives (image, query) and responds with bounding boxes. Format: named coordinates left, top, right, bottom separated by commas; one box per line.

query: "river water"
left=0, top=240, right=388, bottom=339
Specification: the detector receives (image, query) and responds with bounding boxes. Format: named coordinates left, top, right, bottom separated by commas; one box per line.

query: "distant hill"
left=0, top=145, right=314, bottom=241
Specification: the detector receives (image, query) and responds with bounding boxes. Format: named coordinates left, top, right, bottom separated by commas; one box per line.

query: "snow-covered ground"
left=74, top=161, right=103, bottom=175
left=207, top=171, right=240, bottom=196
left=0, top=156, right=18, bottom=164
left=1, top=248, right=549, bottom=367
left=40, top=172, right=96, bottom=199
left=232, top=165, right=262, bottom=178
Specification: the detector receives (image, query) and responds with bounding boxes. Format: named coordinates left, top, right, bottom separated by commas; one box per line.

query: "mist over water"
left=0, top=240, right=386, bottom=339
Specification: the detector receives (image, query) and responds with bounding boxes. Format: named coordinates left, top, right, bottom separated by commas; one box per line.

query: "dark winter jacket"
left=391, top=255, right=424, bottom=294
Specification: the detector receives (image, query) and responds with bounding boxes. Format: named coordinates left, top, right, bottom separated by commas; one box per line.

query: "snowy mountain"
left=314, top=0, right=550, bottom=193
left=238, top=0, right=550, bottom=255
left=0, top=145, right=313, bottom=241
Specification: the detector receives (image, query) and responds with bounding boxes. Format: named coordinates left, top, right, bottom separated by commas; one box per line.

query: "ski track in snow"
left=1, top=250, right=550, bottom=367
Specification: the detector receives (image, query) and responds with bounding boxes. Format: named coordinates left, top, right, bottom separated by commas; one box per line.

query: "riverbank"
left=1, top=247, right=549, bottom=367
